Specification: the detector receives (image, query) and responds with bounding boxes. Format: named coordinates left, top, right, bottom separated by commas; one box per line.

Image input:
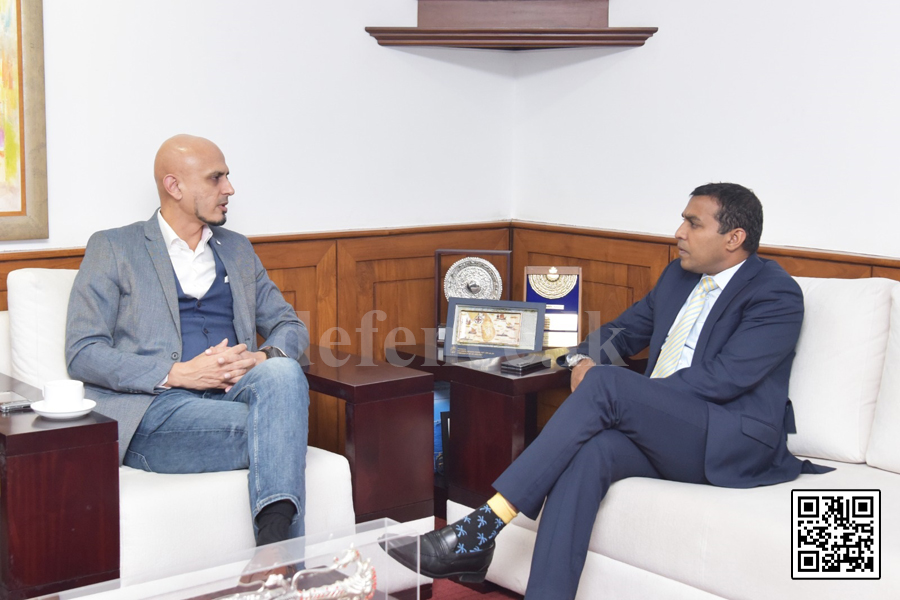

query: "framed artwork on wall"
left=0, top=0, right=47, bottom=240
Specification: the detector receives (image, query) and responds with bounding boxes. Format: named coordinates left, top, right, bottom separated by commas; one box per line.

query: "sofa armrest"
left=0, top=312, right=12, bottom=377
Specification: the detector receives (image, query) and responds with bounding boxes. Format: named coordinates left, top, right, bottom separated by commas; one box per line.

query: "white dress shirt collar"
left=705, top=259, right=745, bottom=292
left=157, top=210, right=213, bottom=253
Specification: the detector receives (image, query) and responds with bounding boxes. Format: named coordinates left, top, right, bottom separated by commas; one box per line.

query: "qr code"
left=792, top=489, right=880, bottom=579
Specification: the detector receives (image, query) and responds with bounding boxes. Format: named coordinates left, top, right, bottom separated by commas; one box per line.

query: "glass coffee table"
left=35, top=519, right=423, bottom=600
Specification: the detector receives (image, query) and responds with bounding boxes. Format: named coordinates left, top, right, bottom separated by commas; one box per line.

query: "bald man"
left=66, top=135, right=310, bottom=546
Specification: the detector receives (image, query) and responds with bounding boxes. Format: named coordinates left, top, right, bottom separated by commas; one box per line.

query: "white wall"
left=3, top=1, right=899, bottom=259
left=512, top=0, right=900, bottom=258
left=0, top=0, right=515, bottom=252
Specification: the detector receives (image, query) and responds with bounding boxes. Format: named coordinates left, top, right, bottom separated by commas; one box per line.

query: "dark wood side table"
left=0, top=374, right=119, bottom=600
left=302, top=345, right=434, bottom=524
left=392, top=344, right=570, bottom=509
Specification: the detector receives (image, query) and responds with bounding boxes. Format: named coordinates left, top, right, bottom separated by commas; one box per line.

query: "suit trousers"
left=493, top=366, right=710, bottom=600
left=123, top=358, right=310, bottom=540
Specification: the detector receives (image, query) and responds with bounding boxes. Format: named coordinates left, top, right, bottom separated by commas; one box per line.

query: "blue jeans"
left=124, top=358, right=310, bottom=540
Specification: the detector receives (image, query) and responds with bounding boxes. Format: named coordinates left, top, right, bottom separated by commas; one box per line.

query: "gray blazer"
left=66, top=213, right=309, bottom=463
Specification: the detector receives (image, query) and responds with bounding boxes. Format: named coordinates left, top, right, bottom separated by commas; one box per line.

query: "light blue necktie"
left=650, top=276, right=718, bottom=378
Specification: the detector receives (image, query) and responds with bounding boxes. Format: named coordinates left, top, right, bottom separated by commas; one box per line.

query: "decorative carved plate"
left=443, top=257, right=503, bottom=301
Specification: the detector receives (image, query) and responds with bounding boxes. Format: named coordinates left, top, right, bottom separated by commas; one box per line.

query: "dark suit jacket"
left=65, top=213, right=309, bottom=463
left=576, top=254, right=826, bottom=488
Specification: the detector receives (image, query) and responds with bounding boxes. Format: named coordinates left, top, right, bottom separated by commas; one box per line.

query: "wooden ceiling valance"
left=366, top=0, right=657, bottom=50
left=418, top=0, right=612, bottom=28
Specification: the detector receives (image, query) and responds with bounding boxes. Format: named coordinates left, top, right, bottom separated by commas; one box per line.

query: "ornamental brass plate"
left=443, top=257, right=503, bottom=301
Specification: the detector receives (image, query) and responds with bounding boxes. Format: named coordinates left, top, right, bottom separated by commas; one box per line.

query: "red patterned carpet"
left=431, top=578, right=523, bottom=599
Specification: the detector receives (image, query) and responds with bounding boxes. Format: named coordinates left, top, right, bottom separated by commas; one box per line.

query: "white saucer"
left=31, top=399, right=96, bottom=420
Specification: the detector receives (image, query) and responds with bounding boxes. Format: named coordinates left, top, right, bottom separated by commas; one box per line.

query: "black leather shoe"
left=383, top=525, right=495, bottom=583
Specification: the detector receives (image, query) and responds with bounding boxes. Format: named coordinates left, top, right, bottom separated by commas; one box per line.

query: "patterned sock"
left=449, top=503, right=508, bottom=554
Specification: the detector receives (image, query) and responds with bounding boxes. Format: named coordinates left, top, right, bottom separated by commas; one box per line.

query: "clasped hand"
left=167, top=339, right=266, bottom=392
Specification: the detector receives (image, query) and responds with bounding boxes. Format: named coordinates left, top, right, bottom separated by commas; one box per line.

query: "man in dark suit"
left=66, top=135, right=310, bottom=546
left=389, top=183, right=829, bottom=599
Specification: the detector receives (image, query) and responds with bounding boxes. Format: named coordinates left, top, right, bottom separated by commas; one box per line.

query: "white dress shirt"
left=664, top=260, right=746, bottom=373
left=157, top=211, right=216, bottom=299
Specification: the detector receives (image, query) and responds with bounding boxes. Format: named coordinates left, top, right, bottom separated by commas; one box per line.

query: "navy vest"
left=175, top=248, right=238, bottom=362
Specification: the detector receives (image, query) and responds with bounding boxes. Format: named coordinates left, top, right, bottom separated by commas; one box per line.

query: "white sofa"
left=1, top=268, right=356, bottom=581
left=449, top=276, right=900, bottom=599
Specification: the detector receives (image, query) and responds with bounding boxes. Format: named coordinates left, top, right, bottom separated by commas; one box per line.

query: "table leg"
left=344, top=391, right=434, bottom=523
left=446, top=382, right=537, bottom=508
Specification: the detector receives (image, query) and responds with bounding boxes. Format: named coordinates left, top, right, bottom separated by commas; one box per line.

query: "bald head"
left=154, top=134, right=234, bottom=244
left=154, top=134, right=223, bottom=198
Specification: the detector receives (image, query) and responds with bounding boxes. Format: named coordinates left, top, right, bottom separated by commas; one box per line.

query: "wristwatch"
left=565, top=353, right=591, bottom=368
left=260, top=346, right=288, bottom=360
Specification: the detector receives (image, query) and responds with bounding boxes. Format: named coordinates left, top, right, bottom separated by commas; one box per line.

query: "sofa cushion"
left=120, top=446, right=355, bottom=579
left=866, top=284, right=900, bottom=474
left=479, top=460, right=898, bottom=600
left=787, top=277, right=895, bottom=463
left=7, top=268, right=78, bottom=387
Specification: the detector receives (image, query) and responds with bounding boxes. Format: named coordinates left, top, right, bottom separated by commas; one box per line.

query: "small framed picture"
left=445, top=298, right=545, bottom=359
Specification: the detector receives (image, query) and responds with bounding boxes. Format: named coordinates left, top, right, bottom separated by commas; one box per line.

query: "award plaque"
left=435, top=249, right=512, bottom=345
left=524, top=266, right=583, bottom=348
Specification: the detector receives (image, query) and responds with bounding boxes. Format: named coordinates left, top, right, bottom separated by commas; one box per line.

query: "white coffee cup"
left=43, top=380, right=85, bottom=412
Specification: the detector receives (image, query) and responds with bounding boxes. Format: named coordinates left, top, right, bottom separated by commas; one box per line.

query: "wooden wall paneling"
left=253, top=240, right=337, bottom=346
left=371, top=256, right=435, bottom=356
left=668, top=244, right=680, bottom=263
left=760, top=254, right=872, bottom=279
left=671, top=239, right=877, bottom=279
left=873, top=266, right=900, bottom=282
left=511, top=228, right=671, bottom=340
left=536, top=387, right=568, bottom=431
left=253, top=240, right=342, bottom=453
left=337, top=228, right=511, bottom=361
left=305, top=391, right=344, bottom=454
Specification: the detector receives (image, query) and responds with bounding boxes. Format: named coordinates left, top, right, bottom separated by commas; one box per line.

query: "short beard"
left=195, top=205, right=226, bottom=227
